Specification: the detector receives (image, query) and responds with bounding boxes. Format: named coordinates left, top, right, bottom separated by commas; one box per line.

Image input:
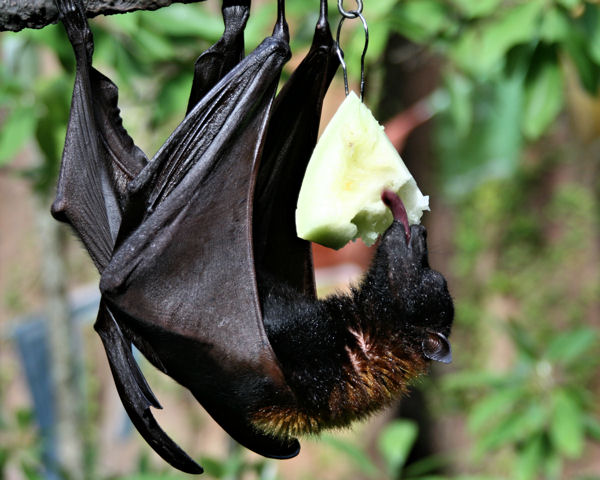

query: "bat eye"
left=422, top=332, right=452, bottom=364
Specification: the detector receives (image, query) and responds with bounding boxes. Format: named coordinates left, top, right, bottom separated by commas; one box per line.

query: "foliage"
left=442, top=159, right=600, bottom=478
left=390, top=0, right=600, bottom=193
left=0, top=368, right=44, bottom=479
left=0, top=5, right=222, bottom=192
left=321, top=420, right=428, bottom=479
left=3, top=1, right=600, bottom=190
left=111, top=442, right=280, bottom=480
left=321, top=419, right=506, bottom=480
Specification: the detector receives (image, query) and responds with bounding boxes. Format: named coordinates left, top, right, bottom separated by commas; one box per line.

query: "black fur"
left=261, top=221, right=454, bottom=422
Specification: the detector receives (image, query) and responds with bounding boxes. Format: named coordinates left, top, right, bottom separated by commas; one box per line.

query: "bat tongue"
left=382, top=190, right=410, bottom=243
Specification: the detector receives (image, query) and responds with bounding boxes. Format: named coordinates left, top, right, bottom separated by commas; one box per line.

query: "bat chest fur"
left=252, top=324, right=428, bottom=439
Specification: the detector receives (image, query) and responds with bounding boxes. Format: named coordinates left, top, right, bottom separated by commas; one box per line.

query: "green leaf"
left=515, top=434, right=545, bottom=480
left=437, top=67, right=525, bottom=196
left=582, top=4, right=600, bottom=65
left=585, top=415, right=600, bottom=441
left=253, top=460, right=278, bottom=480
left=0, top=66, right=23, bottom=102
left=320, top=435, right=379, bottom=478
left=477, top=402, right=547, bottom=454
left=562, top=34, right=600, bottom=94
left=522, top=58, right=564, bottom=139
left=198, top=456, right=226, bottom=478
left=544, top=451, right=564, bottom=480
left=15, top=408, right=34, bottom=429
left=550, top=389, right=585, bottom=459
left=140, top=5, right=224, bottom=41
left=133, top=29, right=176, bottom=62
left=442, top=369, right=505, bottom=391
left=2, top=34, right=40, bottom=88
left=245, top=3, right=279, bottom=49
left=445, top=73, right=473, bottom=136
left=539, top=7, right=572, bottom=43
left=451, top=1, right=544, bottom=77
left=468, top=388, right=521, bottom=433
left=377, top=420, right=418, bottom=474
left=390, top=0, right=451, bottom=43
left=153, top=72, right=193, bottom=127
left=402, top=454, right=448, bottom=477
left=506, top=320, right=539, bottom=360
left=366, top=0, right=398, bottom=17
left=116, top=475, right=180, bottom=480
left=32, top=77, right=71, bottom=193
left=546, top=328, right=598, bottom=365
left=556, top=0, right=582, bottom=9
left=221, top=450, right=244, bottom=479
left=110, top=12, right=140, bottom=35
left=0, top=106, right=37, bottom=166
left=24, top=23, right=73, bottom=63
left=451, top=0, right=503, bottom=19
left=361, top=19, right=391, bottom=64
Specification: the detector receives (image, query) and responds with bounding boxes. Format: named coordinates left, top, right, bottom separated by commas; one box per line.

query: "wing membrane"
left=100, top=31, right=299, bottom=459
left=254, top=4, right=339, bottom=296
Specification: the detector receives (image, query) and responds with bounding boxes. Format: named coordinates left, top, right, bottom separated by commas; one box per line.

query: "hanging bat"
left=51, top=0, right=454, bottom=474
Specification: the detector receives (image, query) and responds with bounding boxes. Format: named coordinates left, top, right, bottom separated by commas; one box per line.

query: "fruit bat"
left=50, top=0, right=454, bottom=474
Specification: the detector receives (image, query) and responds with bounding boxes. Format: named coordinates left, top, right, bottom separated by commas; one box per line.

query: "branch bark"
left=1, top=0, right=204, bottom=32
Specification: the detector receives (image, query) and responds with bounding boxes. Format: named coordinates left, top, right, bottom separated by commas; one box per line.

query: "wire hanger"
left=335, top=0, right=369, bottom=101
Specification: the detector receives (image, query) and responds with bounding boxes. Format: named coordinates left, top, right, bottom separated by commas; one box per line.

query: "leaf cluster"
left=389, top=0, right=600, bottom=193
left=443, top=161, right=600, bottom=479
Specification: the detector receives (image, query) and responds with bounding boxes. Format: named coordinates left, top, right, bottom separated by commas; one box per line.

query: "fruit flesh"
left=295, top=91, right=429, bottom=249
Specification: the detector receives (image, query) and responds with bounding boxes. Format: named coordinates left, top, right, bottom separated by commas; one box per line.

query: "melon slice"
left=295, top=91, right=429, bottom=250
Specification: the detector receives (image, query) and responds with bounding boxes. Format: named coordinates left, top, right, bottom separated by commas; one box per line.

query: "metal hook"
left=338, top=0, right=363, bottom=18
left=335, top=4, right=369, bottom=101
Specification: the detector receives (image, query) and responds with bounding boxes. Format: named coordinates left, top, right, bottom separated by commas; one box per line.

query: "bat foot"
left=54, top=0, right=94, bottom=59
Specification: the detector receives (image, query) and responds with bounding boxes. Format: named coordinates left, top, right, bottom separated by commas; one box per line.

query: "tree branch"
left=1, top=0, right=205, bottom=32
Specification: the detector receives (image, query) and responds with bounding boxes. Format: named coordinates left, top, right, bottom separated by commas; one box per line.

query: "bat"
left=50, top=0, right=454, bottom=475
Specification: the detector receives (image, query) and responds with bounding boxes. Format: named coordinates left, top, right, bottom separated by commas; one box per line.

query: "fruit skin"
left=296, top=91, right=429, bottom=250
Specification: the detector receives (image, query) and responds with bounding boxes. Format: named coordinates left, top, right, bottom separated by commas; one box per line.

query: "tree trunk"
left=0, top=0, right=204, bottom=32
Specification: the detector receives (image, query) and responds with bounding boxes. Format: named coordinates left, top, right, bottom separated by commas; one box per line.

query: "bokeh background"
left=1, top=0, right=599, bottom=479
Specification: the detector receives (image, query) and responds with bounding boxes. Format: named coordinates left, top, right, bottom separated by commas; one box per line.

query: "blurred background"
left=1, top=0, right=599, bottom=479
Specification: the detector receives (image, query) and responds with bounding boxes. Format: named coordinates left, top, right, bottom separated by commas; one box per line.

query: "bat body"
left=51, top=0, right=454, bottom=474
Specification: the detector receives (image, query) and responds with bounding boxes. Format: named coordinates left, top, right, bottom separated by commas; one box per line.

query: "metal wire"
left=335, top=2, right=369, bottom=100
left=337, top=0, right=363, bottom=18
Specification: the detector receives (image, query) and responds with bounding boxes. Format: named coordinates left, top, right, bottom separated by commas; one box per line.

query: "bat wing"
left=94, top=301, right=204, bottom=474
left=122, top=37, right=288, bottom=226
left=253, top=5, right=339, bottom=296
left=186, top=0, right=249, bottom=114
left=53, top=1, right=201, bottom=471
left=51, top=27, right=147, bottom=271
left=100, top=32, right=300, bottom=462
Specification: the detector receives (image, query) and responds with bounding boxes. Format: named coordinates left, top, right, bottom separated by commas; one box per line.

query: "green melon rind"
left=295, top=91, right=429, bottom=250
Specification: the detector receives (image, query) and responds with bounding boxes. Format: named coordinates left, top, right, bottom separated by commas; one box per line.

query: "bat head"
left=372, top=191, right=454, bottom=364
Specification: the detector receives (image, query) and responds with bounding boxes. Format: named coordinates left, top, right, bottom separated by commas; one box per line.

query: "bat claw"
left=54, top=0, right=93, bottom=58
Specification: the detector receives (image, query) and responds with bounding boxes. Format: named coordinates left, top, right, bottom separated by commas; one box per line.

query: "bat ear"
left=422, top=332, right=452, bottom=364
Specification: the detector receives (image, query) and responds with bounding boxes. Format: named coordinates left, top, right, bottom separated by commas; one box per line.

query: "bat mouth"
left=382, top=190, right=410, bottom=244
